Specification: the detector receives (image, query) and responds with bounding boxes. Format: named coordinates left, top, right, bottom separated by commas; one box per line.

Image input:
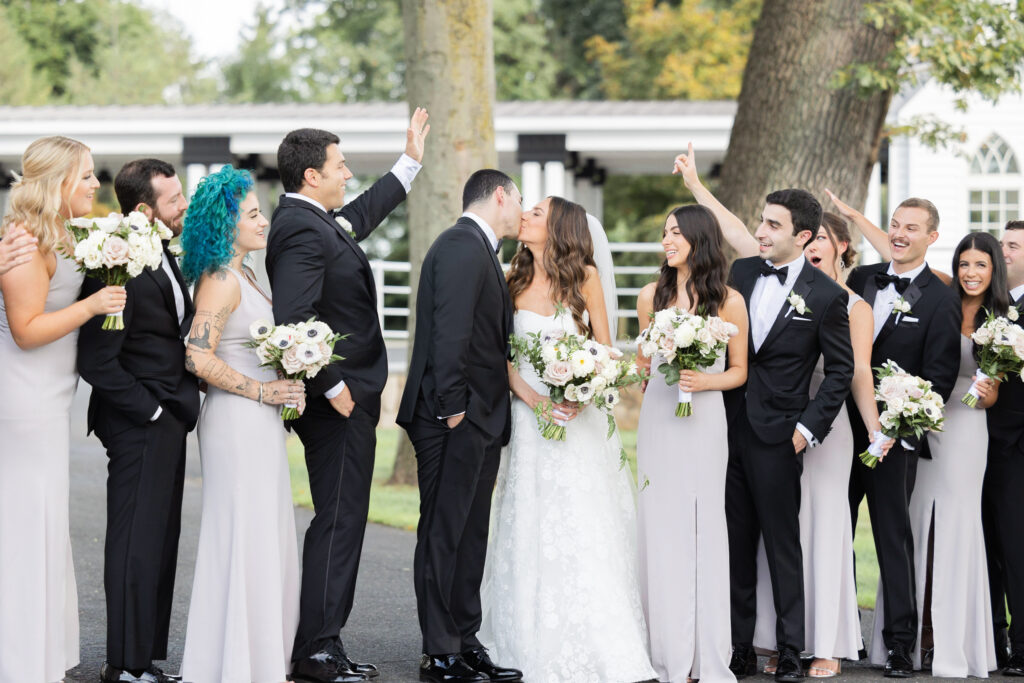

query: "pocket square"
left=792, top=316, right=812, bottom=322
left=902, top=316, right=919, bottom=323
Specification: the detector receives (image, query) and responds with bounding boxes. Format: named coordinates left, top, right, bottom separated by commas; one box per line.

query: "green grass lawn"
left=288, top=427, right=880, bottom=608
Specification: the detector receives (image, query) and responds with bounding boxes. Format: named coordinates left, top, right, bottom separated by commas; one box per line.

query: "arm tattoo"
left=185, top=302, right=258, bottom=400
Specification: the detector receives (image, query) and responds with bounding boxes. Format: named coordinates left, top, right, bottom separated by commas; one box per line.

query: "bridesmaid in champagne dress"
left=635, top=204, right=748, bottom=683
left=0, top=137, right=126, bottom=683
left=179, top=167, right=304, bottom=683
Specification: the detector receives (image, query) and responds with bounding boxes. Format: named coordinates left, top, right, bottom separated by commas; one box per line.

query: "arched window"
left=968, top=134, right=1020, bottom=236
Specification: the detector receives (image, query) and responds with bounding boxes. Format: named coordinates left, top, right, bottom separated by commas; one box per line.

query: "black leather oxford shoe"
left=291, top=649, right=369, bottom=683
left=729, top=644, right=758, bottom=679
left=774, top=645, right=804, bottom=681
left=461, top=647, right=522, bottom=681
left=883, top=643, right=914, bottom=678
left=327, top=640, right=379, bottom=679
left=1004, top=651, right=1024, bottom=676
left=419, top=653, right=488, bottom=683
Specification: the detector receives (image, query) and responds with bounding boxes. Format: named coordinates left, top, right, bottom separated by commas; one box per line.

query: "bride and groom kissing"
left=399, top=170, right=655, bottom=683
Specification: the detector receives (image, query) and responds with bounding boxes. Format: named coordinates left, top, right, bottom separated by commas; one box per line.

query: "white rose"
left=973, top=326, right=993, bottom=345
left=600, top=361, right=619, bottom=382
left=888, top=397, right=905, bottom=415
left=569, top=350, right=596, bottom=378
left=696, top=326, right=716, bottom=347
left=591, top=375, right=607, bottom=393
left=543, top=360, right=573, bottom=386
left=880, top=411, right=897, bottom=431
left=154, top=218, right=173, bottom=240
left=69, top=217, right=95, bottom=229
left=126, top=259, right=145, bottom=277
left=256, top=342, right=275, bottom=365
left=249, top=319, right=274, bottom=341
left=280, top=346, right=304, bottom=374
left=641, top=341, right=659, bottom=358
left=707, top=316, right=737, bottom=343
left=319, top=341, right=333, bottom=359
left=1008, top=307, right=1019, bottom=322
left=564, top=383, right=579, bottom=402
left=269, top=327, right=296, bottom=350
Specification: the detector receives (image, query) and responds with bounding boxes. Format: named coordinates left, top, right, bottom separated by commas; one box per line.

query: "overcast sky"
left=140, top=0, right=286, bottom=60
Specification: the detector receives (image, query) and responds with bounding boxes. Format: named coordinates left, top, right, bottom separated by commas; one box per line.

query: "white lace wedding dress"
left=478, top=309, right=656, bottom=683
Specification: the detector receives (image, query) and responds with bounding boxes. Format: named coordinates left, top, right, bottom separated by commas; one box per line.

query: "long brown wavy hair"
left=653, top=204, right=729, bottom=316
left=506, top=196, right=596, bottom=337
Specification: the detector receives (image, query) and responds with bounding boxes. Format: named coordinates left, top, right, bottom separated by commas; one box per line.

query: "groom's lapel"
left=758, top=262, right=813, bottom=355
left=875, top=267, right=928, bottom=347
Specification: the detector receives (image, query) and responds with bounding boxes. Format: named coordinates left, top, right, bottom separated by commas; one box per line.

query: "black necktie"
left=875, top=273, right=911, bottom=294
left=758, top=261, right=787, bottom=284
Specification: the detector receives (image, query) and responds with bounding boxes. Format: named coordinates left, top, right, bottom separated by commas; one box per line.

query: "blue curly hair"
left=180, top=165, right=254, bottom=283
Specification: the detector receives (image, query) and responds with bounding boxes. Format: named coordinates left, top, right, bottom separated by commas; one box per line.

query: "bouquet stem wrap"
left=961, top=368, right=990, bottom=408
left=676, top=387, right=692, bottom=417
left=858, top=430, right=888, bottom=468
left=102, top=310, right=125, bottom=331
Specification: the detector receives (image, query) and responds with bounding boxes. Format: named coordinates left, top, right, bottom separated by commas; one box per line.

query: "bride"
left=478, top=196, right=656, bottom=683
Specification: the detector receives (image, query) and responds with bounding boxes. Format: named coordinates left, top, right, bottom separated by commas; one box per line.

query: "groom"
left=847, top=198, right=961, bottom=676
left=266, top=109, right=429, bottom=683
left=397, top=170, right=523, bottom=683
left=725, top=189, right=854, bottom=681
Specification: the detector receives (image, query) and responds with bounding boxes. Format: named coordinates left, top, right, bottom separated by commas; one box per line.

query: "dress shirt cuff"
left=324, top=379, right=347, bottom=400
left=438, top=411, right=466, bottom=421
left=390, top=154, right=422, bottom=193
left=150, top=405, right=163, bottom=422
left=901, top=439, right=915, bottom=451
left=796, top=422, right=819, bottom=448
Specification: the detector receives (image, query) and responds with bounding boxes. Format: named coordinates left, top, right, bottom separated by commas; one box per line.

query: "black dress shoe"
left=327, top=640, right=380, bottom=679
left=728, top=644, right=758, bottom=679
left=883, top=643, right=914, bottom=678
left=1005, top=651, right=1024, bottom=676
left=920, top=647, right=933, bottom=672
left=291, top=650, right=369, bottom=683
left=146, top=665, right=180, bottom=682
left=462, top=646, right=523, bottom=681
left=419, top=653, right=488, bottom=683
left=775, top=646, right=804, bottom=681
left=995, top=629, right=1010, bottom=670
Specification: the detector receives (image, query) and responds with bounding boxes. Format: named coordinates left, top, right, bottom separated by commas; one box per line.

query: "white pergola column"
left=543, top=161, right=565, bottom=198
left=186, top=163, right=207, bottom=198
left=521, top=161, right=542, bottom=209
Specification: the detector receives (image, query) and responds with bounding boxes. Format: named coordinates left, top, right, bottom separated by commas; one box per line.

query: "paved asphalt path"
left=65, top=384, right=1011, bottom=682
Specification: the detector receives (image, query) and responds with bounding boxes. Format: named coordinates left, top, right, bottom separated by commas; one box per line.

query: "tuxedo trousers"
left=849, top=444, right=918, bottom=650
left=726, top=409, right=805, bottom=650
left=96, top=410, right=187, bottom=670
left=290, top=402, right=376, bottom=661
left=982, top=444, right=1024, bottom=651
left=407, top=407, right=501, bottom=655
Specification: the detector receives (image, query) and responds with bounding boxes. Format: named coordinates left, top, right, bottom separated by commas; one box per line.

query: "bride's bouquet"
left=961, top=311, right=1024, bottom=407
left=636, top=307, right=738, bottom=417
left=510, top=329, right=644, bottom=447
left=246, top=317, right=344, bottom=420
left=860, top=360, right=945, bottom=468
left=64, top=212, right=173, bottom=330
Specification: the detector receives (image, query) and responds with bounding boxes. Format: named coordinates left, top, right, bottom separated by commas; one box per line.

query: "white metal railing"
left=372, top=242, right=664, bottom=342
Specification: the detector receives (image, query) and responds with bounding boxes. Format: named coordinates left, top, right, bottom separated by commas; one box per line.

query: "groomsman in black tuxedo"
left=983, top=220, right=1024, bottom=675
left=725, top=190, right=855, bottom=681
left=265, top=109, right=429, bottom=683
left=397, top=170, right=523, bottom=683
left=78, top=159, right=197, bottom=683
left=847, top=198, right=961, bottom=677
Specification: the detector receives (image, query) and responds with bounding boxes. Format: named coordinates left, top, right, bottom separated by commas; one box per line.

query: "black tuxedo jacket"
left=725, top=256, right=854, bottom=445
left=987, top=293, right=1024, bottom=455
left=397, top=218, right=513, bottom=444
left=265, top=174, right=406, bottom=421
left=78, top=247, right=200, bottom=434
left=846, top=262, right=962, bottom=458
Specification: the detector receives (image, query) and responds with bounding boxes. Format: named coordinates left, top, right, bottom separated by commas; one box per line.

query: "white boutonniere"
left=787, top=291, right=810, bottom=316
left=168, top=244, right=183, bottom=258
left=335, top=215, right=356, bottom=240
left=1009, top=306, right=1020, bottom=322
left=892, top=297, right=912, bottom=316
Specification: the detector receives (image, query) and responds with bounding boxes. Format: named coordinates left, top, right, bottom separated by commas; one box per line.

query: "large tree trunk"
left=388, top=0, right=497, bottom=486
left=717, top=0, right=897, bottom=238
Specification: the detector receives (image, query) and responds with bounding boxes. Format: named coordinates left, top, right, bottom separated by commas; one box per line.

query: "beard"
left=156, top=208, right=185, bottom=236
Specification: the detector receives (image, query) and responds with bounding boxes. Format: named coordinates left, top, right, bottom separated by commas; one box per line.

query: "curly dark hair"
left=506, top=196, right=595, bottom=337
left=652, top=204, right=729, bottom=316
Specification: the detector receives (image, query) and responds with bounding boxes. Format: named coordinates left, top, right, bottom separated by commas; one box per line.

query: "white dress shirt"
left=871, top=261, right=928, bottom=340
left=1010, top=283, right=1024, bottom=303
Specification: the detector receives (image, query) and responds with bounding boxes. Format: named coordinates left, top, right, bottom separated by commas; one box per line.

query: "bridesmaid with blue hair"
left=179, top=166, right=305, bottom=683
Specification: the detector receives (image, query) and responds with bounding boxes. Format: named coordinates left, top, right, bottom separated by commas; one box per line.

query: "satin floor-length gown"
left=0, top=254, right=82, bottom=683
left=181, top=268, right=300, bottom=683
left=636, top=354, right=736, bottom=683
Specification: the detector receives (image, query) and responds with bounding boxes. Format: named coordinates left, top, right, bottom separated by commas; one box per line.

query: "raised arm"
left=185, top=270, right=303, bottom=409
left=3, top=248, right=124, bottom=350
left=674, top=143, right=759, bottom=258
left=824, top=188, right=891, bottom=261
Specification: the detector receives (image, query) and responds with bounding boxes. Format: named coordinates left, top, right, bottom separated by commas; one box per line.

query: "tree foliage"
left=0, top=0, right=214, bottom=105
left=586, top=0, right=761, bottom=100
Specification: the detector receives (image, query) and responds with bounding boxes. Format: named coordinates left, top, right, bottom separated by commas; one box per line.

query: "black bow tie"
left=875, top=273, right=911, bottom=294
left=759, top=261, right=788, bottom=284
